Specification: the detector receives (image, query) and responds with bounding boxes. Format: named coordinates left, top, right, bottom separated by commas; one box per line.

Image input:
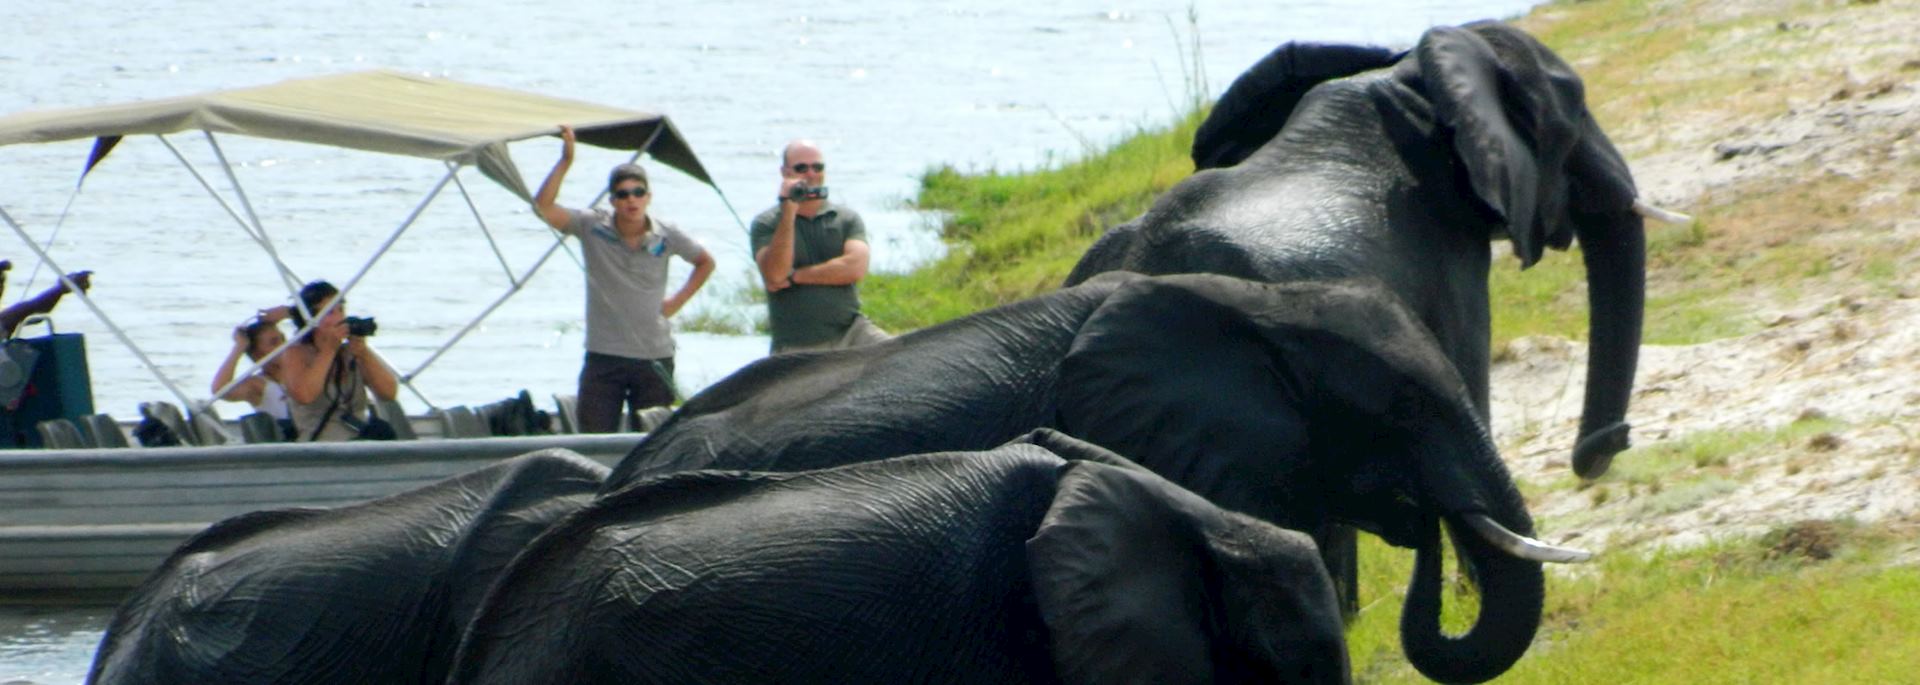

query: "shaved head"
left=782, top=139, right=822, bottom=166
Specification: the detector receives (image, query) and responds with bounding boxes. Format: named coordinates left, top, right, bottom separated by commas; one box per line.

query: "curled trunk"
left=1399, top=516, right=1545, bottom=684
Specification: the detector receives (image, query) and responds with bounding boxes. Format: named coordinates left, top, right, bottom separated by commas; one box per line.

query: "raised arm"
left=350, top=338, right=401, bottom=402
left=756, top=197, right=801, bottom=292
left=0, top=271, right=90, bottom=338
left=211, top=327, right=266, bottom=405
left=533, top=125, right=578, bottom=232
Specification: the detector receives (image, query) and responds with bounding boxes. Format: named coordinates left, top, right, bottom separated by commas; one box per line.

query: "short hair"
left=289, top=280, right=339, bottom=338
left=781, top=140, right=821, bottom=167
left=607, top=163, right=649, bottom=192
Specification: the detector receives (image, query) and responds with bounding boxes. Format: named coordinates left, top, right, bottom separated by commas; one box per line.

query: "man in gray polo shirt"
left=751, top=139, right=890, bottom=354
left=536, top=125, right=715, bottom=432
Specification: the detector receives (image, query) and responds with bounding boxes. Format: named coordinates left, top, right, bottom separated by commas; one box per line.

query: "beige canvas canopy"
left=0, top=69, right=714, bottom=201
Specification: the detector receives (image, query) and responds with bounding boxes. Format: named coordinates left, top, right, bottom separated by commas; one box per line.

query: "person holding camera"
left=751, top=139, right=890, bottom=354
left=535, top=125, right=715, bottom=433
left=277, top=280, right=400, bottom=442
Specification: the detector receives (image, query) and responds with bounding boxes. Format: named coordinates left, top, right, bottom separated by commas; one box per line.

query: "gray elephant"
left=1067, top=20, right=1657, bottom=482
left=451, top=430, right=1348, bottom=684
left=606, top=272, right=1586, bottom=683
left=85, top=450, right=608, bottom=685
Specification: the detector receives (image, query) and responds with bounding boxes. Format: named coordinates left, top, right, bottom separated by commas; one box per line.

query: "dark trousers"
left=577, top=352, right=675, bottom=433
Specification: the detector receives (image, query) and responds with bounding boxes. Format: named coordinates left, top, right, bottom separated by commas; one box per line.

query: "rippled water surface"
left=1, top=0, right=1535, bottom=680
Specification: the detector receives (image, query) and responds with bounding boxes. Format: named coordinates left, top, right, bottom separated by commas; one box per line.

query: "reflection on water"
left=0, top=607, right=108, bottom=684
left=1, top=0, right=1537, bottom=679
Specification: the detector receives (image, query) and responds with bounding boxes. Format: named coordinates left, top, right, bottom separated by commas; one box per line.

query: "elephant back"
left=452, top=449, right=1068, bottom=684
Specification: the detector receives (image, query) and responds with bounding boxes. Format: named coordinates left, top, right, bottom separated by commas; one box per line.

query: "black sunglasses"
left=611, top=187, right=649, bottom=200
left=790, top=162, right=826, bottom=174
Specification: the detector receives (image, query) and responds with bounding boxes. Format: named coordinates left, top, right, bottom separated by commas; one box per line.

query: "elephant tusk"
left=1632, top=198, right=1693, bottom=224
left=1463, top=514, right=1595, bottom=564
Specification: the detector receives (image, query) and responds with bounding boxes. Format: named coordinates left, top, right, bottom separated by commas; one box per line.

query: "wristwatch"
left=784, top=274, right=796, bottom=288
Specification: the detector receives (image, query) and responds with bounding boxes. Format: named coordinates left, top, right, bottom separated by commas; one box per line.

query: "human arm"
left=533, top=125, right=577, bottom=232
left=344, top=334, right=400, bottom=401
left=0, top=270, right=90, bottom=338
left=791, top=239, right=870, bottom=286
left=755, top=199, right=802, bottom=292
left=210, top=328, right=267, bottom=406
left=664, top=249, right=715, bottom=318
left=277, top=321, right=346, bottom=405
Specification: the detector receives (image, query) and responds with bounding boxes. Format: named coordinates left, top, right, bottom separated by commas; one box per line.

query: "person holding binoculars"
left=277, top=279, right=400, bottom=442
left=751, top=139, right=890, bottom=354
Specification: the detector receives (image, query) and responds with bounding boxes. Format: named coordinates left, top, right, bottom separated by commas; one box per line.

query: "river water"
left=0, top=0, right=1536, bottom=680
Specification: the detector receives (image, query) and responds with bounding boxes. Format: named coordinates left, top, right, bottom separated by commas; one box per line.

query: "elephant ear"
left=1192, top=42, right=1401, bottom=170
left=1409, top=21, right=1626, bottom=267
left=1029, top=460, right=1350, bottom=685
left=1028, top=460, right=1215, bottom=684
left=1058, top=275, right=1498, bottom=546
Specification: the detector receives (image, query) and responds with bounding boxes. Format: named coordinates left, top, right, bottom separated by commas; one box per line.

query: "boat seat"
left=373, top=398, right=418, bottom=440
left=437, top=405, right=489, bottom=439
left=188, top=403, right=236, bottom=446
left=238, top=412, right=285, bottom=444
left=138, top=401, right=198, bottom=447
left=552, top=394, right=578, bottom=434
left=82, top=413, right=130, bottom=448
left=34, top=418, right=89, bottom=449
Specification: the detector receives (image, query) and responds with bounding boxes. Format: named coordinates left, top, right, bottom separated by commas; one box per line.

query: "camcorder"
left=345, top=316, right=378, bottom=337
left=787, top=183, right=828, bottom=202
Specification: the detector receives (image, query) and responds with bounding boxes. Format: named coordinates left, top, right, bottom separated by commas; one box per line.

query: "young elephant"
left=86, top=450, right=608, bottom=685
left=449, top=430, right=1348, bottom=684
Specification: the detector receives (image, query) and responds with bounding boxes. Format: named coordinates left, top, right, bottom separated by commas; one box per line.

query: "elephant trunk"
left=1570, top=210, right=1646, bottom=479
left=1399, top=515, right=1545, bottom=684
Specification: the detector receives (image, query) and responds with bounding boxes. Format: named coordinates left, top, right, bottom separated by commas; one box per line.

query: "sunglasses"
left=790, top=162, right=826, bottom=174
left=611, top=187, right=649, bottom=200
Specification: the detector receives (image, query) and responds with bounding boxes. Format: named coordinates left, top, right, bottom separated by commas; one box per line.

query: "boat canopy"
left=0, top=69, right=715, bottom=201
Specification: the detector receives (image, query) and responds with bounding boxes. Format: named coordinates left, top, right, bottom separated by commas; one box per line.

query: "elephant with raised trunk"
left=607, top=272, right=1588, bottom=683
left=452, top=431, right=1349, bottom=684
left=1068, top=20, right=1663, bottom=481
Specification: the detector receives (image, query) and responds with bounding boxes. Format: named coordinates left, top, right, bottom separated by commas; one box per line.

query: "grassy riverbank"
left=873, top=0, right=1920, bottom=681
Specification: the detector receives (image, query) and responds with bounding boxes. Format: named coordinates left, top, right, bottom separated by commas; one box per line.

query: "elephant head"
left=1030, top=453, right=1350, bottom=684
left=1055, top=275, right=1588, bottom=683
left=1185, top=21, right=1647, bottom=480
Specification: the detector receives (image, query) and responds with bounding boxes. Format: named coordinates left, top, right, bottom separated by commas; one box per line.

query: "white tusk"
left=1463, top=514, right=1595, bottom=564
left=1633, top=198, right=1693, bottom=224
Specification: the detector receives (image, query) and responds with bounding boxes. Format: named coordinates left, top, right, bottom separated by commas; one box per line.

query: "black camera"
left=786, top=184, right=828, bottom=202
left=345, top=316, right=378, bottom=337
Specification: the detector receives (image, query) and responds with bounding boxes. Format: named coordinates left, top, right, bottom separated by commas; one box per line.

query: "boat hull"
left=0, top=434, right=644, bottom=603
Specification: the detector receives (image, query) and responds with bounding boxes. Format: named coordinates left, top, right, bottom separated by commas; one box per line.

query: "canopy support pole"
left=0, top=204, right=197, bottom=410
left=451, top=171, right=518, bottom=286
left=202, top=132, right=304, bottom=297
left=154, top=133, right=304, bottom=295
left=401, top=236, right=569, bottom=387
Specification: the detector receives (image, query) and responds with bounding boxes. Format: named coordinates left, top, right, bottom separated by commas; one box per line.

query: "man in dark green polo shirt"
left=750, top=139, right=891, bottom=354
